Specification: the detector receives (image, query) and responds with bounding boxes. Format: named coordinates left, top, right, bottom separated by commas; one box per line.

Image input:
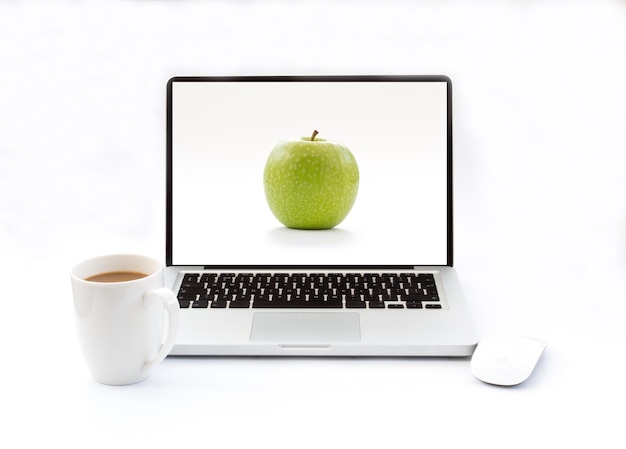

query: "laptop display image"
left=165, top=75, right=477, bottom=356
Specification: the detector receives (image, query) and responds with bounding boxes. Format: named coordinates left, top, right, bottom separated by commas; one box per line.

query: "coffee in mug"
left=85, top=271, right=148, bottom=283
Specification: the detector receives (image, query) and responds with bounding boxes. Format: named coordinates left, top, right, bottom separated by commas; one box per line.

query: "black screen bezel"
left=166, top=75, right=453, bottom=269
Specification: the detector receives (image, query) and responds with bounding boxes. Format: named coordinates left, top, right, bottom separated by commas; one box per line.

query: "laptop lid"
left=166, top=75, right=453, bottom=268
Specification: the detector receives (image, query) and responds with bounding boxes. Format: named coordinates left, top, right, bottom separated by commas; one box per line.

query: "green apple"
left=263, top=130, right=359, bottom=230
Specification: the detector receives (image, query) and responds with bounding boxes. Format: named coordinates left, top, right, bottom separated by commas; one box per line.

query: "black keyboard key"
left=253, top=298, right=343, bottom=308
left=346, top=301, right=367, bottom=308
left=301, top=298, right=343, bottom=308
left=192, top=300, right=209, bottom=308
left=319, top=300, right=343, bottom=308
left=229, top=300, right=250, bottom=309
left=253, top=300, right=290, bottom=308
left=417, top=273, right=435, bottom=282
left=403, top=293, right=422, bottom=303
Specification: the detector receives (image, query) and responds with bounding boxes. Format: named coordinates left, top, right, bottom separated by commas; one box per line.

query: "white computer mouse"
left=471, top=334, right=548, bottom=386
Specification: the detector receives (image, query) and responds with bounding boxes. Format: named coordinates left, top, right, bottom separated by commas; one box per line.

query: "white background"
left=1, top=1, right=625, bottom=448
left=171, top=80, right=448, bottom=265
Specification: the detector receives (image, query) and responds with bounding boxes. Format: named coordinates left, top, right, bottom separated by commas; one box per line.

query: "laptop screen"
left=167, top=76, right=452, bottom=267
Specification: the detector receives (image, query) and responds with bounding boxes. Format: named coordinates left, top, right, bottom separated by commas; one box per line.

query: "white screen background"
left=171, top=80, right=449, bottom=266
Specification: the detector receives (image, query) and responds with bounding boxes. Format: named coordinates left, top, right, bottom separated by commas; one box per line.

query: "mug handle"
left=142, top=287, right=180, bottom=373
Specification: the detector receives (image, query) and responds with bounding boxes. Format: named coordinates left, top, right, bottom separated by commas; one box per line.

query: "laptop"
left=165, top=75, right=478, bottom=356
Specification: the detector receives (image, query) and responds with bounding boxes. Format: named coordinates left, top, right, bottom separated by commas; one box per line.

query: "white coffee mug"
left=71, top=254, right=180, bottom=385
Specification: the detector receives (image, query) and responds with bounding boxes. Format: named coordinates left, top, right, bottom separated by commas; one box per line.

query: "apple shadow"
left=266, top=226, right=355, bottom=249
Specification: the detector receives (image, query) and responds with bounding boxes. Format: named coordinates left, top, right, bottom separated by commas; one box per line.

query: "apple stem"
left=310, top=130, right=319, bottom=141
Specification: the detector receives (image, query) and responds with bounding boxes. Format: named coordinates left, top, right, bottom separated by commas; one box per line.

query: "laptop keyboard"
left=177, top=272, right=441, bottom=310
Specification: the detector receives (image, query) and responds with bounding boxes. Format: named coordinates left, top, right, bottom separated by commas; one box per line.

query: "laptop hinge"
left=201, top=265, right=416, bottom=270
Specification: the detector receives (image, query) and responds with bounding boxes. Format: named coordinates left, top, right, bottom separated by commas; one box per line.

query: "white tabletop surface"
left=1, top=1, right=625, bottom=447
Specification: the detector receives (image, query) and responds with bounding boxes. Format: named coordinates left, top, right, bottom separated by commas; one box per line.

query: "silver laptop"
left=165, top=75, right=477, bottom=356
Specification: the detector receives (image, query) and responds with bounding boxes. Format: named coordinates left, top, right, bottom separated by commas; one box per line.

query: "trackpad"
left=250, top=312, right=361, bottom=342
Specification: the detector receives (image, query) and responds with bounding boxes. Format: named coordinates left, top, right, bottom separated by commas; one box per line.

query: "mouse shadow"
left=266, top=226, right=355, bottom=249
